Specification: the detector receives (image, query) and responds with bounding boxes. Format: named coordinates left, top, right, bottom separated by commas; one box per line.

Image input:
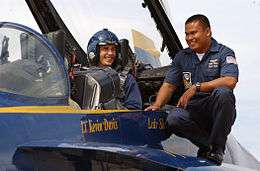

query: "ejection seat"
left=71, top=67, right=125, bottom=109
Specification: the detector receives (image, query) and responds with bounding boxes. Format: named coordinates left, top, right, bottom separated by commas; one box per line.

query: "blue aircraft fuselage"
left=0, top=22, right=215, bottom=170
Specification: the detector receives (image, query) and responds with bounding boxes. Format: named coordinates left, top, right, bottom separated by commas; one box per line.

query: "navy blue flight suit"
left=123, top=74, right=143, bottom=110
left=164, top=38, right=239, bottom=153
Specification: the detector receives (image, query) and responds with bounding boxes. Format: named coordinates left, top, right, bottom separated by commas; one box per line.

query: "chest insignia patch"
left=183, top=72, right=192, bottom=89
left=208, top=59, right=219, bottom=68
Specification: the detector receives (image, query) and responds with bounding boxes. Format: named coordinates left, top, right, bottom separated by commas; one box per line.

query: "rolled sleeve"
left=220, top=50, right=239, bottom=79
left=164, top=57, right=182, bottom=86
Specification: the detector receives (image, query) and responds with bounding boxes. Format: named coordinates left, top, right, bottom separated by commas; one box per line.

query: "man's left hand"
left=177, top=85, right=196, bottom=108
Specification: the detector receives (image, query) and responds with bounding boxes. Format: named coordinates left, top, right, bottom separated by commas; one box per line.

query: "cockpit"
left=0, top=22, right=130, bottom=109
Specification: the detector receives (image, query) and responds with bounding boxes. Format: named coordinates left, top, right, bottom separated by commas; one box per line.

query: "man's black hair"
left=185, top=14, right=211, bottom=28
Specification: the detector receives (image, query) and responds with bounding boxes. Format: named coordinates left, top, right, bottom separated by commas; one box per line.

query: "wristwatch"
left=195, top=82, right=201, bottom=92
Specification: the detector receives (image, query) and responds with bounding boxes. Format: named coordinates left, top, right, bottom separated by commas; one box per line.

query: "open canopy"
left=0, top=22, right=69, bottom=106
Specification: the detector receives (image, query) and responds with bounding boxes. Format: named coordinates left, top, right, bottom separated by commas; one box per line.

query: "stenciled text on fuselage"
left=81, top=118, right=119, bottom=134
left=147, top=117, right=165, bottom=130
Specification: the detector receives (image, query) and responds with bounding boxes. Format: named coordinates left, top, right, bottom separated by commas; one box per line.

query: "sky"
left=1, top=0, right=260, bottom=160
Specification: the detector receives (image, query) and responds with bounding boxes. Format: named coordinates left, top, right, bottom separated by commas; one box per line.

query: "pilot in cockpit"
left=87, top=29, right=142, bottom=110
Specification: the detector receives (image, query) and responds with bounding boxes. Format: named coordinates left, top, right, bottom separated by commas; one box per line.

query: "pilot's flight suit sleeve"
left=219, top=48, right=239, bottom=79
left=164, top=53, right=183, bottom=86
left=123, top=74, right=143, bottom=109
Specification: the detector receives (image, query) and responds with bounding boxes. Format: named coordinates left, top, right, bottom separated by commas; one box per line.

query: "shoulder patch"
left=226, top=56, right=237, bottom=64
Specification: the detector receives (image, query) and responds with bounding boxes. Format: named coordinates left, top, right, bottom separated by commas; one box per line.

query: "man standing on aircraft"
left=87, top=28, right=142, bottom=109
left=145, top=14, right=238, bottom=165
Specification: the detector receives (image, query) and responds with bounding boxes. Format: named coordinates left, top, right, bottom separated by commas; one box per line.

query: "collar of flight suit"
left=183, top=38, right=221, bottom=55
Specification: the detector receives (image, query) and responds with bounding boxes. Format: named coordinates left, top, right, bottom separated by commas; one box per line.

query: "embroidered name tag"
left=208, top=59, right=219, bottom=68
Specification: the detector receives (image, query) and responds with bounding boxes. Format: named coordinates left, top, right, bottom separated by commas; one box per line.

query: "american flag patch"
left=226, top=56, right=237, bottom=64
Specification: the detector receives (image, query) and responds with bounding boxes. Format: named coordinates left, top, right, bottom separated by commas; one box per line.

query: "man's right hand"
left=145, top=83, right=176, bottom=111
left=145, top=104, right=160, bottom=111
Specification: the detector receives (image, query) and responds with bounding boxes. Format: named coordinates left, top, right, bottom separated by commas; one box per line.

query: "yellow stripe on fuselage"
left=0, top=106, right=136, bottom=114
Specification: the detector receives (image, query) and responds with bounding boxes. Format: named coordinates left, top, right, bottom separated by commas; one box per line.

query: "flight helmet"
left=87, top=28, right=120, bottom=67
